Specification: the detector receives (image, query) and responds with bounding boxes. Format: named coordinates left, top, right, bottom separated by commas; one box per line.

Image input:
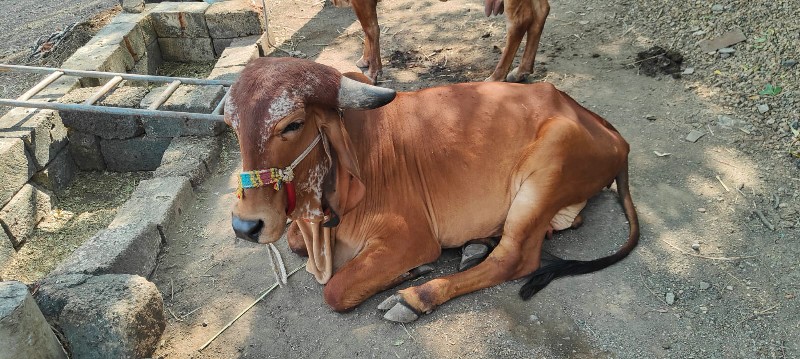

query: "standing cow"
left=227, top=57, right=638, bottom=322
left=333, top=0, right=550, bottom=83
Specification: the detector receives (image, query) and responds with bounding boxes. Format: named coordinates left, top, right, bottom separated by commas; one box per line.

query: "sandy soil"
left=146, top=0, right=799, bottom=358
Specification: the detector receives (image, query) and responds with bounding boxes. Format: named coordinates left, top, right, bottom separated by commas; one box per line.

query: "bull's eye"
left=282, top=121, right=304, bottom=134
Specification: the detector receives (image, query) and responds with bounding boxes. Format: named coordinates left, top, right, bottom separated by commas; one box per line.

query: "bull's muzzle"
left=232, top=215, right=264, bottom=243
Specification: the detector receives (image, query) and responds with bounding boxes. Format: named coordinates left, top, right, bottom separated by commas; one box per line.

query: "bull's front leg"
left=350, top=0, right=382, bottom=83
left=323, top=219, right=440, bottom=312
left=380, top=184, right=553, bottom=322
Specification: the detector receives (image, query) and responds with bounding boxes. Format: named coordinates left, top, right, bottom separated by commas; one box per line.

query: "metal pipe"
left=17, top=71, right=64, bottom=101
left=148, top=80, right=182, bottom=110
left=0, top=63, right=235, bottom=86
left=212, top=89, right=229, bottom=115
left=0, top=98, right=225, bottom=122
left=84, top=75, right=124, bottom=105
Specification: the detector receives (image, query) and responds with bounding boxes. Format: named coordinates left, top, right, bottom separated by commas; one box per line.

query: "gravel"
left=0, top=1, right=119, bottom=117
left=623, top=0, right=799, bottom=166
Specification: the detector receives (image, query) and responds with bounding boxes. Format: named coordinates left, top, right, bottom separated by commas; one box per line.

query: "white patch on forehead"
left=268, top=89, right=295, bottom=119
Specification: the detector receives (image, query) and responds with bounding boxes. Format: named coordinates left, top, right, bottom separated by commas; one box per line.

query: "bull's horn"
left=337, top=76, right=396, bottom=110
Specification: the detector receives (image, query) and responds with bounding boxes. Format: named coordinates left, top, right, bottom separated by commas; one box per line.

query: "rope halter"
left=236, top=132, right=323, bottom=215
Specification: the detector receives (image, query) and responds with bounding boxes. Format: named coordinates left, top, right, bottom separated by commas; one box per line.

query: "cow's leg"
left=485, top=16, right=528, bottom=82
left=506, top=0, right=549, bottom=82
left=351, top=0, right=382, bottom=83
left=323, top=218, right=440, bottom=312
left=381, top=182, right=557, bottom=322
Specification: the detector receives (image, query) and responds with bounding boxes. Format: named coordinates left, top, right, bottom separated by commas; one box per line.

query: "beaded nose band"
left=236, top=133, right=323, bottom=214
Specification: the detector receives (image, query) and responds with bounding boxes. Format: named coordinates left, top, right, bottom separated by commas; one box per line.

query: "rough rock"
left=100, top=136, right=172, bottom=172
left=0, top=281, right=67, bottom=359
left=154, top=136, right=222, bottom=187
left=205, top=0, right=264, bottom=38
left=0, top=184, right=53, bottom=247
left=0, top=138, right=35, bottom=207
left=34, top=274, right=165, bottom=359
left=59, top=86, right=148, bottom=140
left=67, top=130, right=106, bottom=171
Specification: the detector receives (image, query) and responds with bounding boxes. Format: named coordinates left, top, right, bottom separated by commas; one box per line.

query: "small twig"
left=170, top=279, right=174, bottom=302
left=738, top=304, right=779, bottom=326
left=167, top=307, right=181, bottom=322
left=716, top=175, right=730, bottom=192
left=198, top=265, right=305, bottom=351
left=180, top=306, right=202, bottom=320
left=707, top=124, right=714, bottom=136
left=753, top=210, right=775, bottom=231
left=639, top=273, right=668, bottom=306
left=627, top=52, right=666, bottom=66
left=661, top=238, right=757, bottom=261
left=401, top=324, right=418, bottom=344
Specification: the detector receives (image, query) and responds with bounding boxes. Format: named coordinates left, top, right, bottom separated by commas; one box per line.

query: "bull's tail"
left=519, top=162, right=640, bottom=300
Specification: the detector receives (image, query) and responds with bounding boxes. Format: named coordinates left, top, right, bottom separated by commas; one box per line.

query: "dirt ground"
left=145, top=0, right=799, bottom=358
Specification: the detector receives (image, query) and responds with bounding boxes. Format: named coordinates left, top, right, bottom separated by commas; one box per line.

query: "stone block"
left=0, top=281, right=67, bottom=359
left=205, top=0, right=264, bottom=39
left=61, top=44, right=135, bottom=87
left=150, top=2, right=210, bottom=38
left=60, top=86, right=147, bottom=139
left=158, top=37, right=215, bottom=62
left=207, top=64, right=246, bottom=81
left=67, top=130, right=106, bottom=171
left=88, top=18, right=147, bottom=63
left=31, top=147, right=77, bottom=195
left=214, top=35, right=261, bottom=69
left=212, top=37, right=234, bottom=57
left=100, top=136, right=172, bottom=171
left=131, top=40, right=163, bottom=76
left=141, top=84, right=227, bottom=137
left=121, top=0, right=145, bottom=13
left=0, top=138, right=35, bottom=207
left=0, top=109, right=68, bottom=170
left=28, top=76, right=81, bottom=102
left=154, top=136, right=222, bottom=186
left=0, top=184, right=53, bottom=247
left=1, top=231, right=14, bottom=268
left=34, top=274, right=164, bottom=358
left=51, top=176, right=192, bottom=276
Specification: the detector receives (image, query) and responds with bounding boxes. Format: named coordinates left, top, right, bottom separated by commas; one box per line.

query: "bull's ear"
left=321, top=118, right=365, bottom=216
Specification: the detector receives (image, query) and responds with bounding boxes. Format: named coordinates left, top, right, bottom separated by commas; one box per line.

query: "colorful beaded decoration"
left=236, top=167, right=294, bottom=199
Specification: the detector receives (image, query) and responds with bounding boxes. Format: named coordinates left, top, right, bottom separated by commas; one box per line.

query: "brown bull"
left=333, top=0, right=550, bottom=83
left=226, top=57, right=639, bottom=323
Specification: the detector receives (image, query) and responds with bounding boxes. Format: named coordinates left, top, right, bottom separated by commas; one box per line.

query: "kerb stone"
left=32, top=147, right=77, bottom=195
left=0, top=109, right=68, bottom=170
left=154, top=136, right=222, bottom=187
left=51, top=176, right=193, bottom=277
left=0, top=184, right=53, bottom=247
left=150, top=2, right=210, bottom=38
left=34, top=274, right=164, bottom=359
left=205, top=0, right=264, bottom=38
left=157, top=37, right=215, bottom=62
left=141, top=85, right=227, bottom=137
left=100, top=136, right=172, bottom=172
left=0, top=281, right=67, bottom=359
left=60, top=86, right=147, bottom=139
left=0, top=138, right=35, bottom=208
left=67, top=130, right=106, bottom=171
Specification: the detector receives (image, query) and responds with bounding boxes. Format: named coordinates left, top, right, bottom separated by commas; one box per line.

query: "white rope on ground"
left=268, top=243, right=288, bottom=286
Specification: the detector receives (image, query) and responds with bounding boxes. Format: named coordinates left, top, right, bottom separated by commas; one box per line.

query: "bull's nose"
left=232, top=215, right=264, bottom=243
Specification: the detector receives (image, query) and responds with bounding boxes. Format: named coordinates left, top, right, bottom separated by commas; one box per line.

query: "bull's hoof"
left=378, top=294, right=422, bottom=323
left=377, top=294, right=402, bottom=310
left=506, top=68, right=529, bottom=83
left=384, top=303, right=419, bottom=323
left=355, top=57, right=369, bottom=69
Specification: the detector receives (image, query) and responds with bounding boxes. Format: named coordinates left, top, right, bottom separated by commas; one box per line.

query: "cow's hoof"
left=383, top=302, right=419, bottom=323
left=506, top=68, right=529, bottom=83
left=355, top=58, right=369, bottom=69
left=377, top=294, right=402, bottom=310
